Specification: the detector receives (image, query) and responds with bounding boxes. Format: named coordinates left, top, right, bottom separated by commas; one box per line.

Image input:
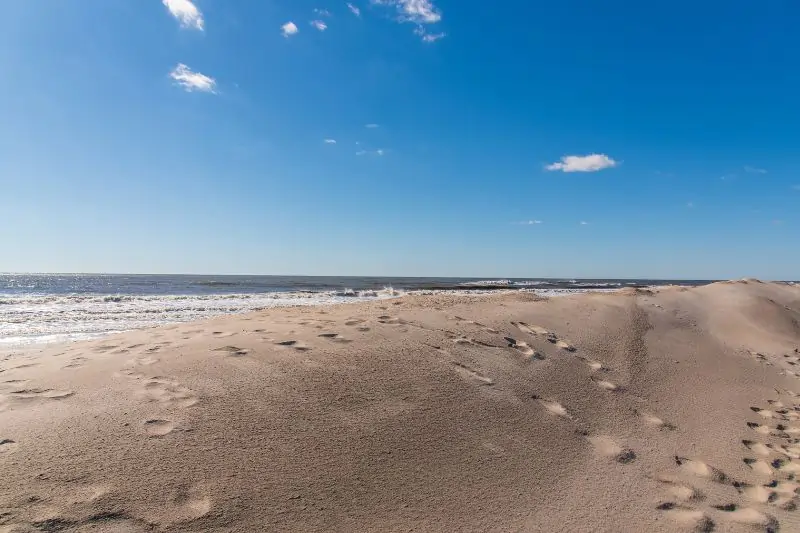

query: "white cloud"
left=281, top=22, right=299, bottom=37
left=313, top=8, right=332, bottom=17
left=356, top=149, right=386, bottom=156
left=420, top=31, right=446, bottom=42
left=347, top=3, right=361, bottom=16
left=373, top=0, right=444, bottom=41
left=324, top=139, right=337, bottom=144
left=580, top=221, right=589, bottom=225
left=163, top=0, right=204, bottom=31
left=365, top=123, right=379, bottom=128
left=169, top=63, right=217, bottom=93
left=516, top=220, right=542, bottom=225
left=311, top=20, right=328, bottom=31
left=376, top=149, right=385, bottom=156
left=744, top=165, right=767, bottom=174
left=374, top=0, right=441, bottom=23
left=545, top=154, right=618, bottom=173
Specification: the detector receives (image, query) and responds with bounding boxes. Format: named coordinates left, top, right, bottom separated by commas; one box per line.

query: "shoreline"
left=0, top=286, right=643, bottom=350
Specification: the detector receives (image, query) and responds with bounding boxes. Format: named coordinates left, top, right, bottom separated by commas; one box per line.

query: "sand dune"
left=1, top=280, right=799, bottom=532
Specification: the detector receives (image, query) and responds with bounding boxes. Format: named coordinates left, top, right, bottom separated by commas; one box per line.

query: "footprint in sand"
left=0, top=438, right=18, bottom=455
left=641, top=412, right=677, bottom=431
left=751, top=407, right=785, bottom=420
left=742, top=440, right=773, bottom=457
left=591, top=377, right=620, bottom=392
left=655, top=504, right=714, bottom=532
left=504, top=337, right=544, bottom=360
left=588, top=436, right=636, bottom=464
left=212, top=346, right=249, bottom=357
left=712, top=504, right=779, bottom=530
left=8, top=388, right=75, bottom=402
left=451, top=362, right=494, bottom=386
left=772, top=457, right=800, bottom=475
left=62, top=357, right=88, bottom=369
left=143, top=419, right=177, bottom=437
left=674, top=457, right=729, bottom=484
left=450, top=316, right=500, bottom=334
left=532, top=396, right=572, bottom=419
left=511, top=321, right=552, bottom=337
left=377, top=315, right=405, bottom=325
left=318, top=333, right=352, bottom=344
left=139, top=378, right=198, bottom=408
left=656, top=476, right=705, bottom=503
left=747, top=422, right=783, bottom=437
left=553, top=339, right=576, bottom=352
left=143, top=484, right=212, bottom=525
left=345, top=319, right=371, bottom=331
left=581, top=357, right=608, bottom=372
left=211, top=331, right=236, bottom=339
left=743, top=458, right=775, bottom=476
left=274, top=340, right=311, bottom=352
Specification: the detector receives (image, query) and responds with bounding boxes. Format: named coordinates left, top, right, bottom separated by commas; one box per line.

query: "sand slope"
left=1, top=281, right=800, bottom=532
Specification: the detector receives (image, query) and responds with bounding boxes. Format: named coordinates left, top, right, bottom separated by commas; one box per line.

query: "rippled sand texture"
left=1, top=280, right=799, bottom=532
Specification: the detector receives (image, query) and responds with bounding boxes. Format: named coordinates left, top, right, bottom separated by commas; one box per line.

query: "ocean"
left=0, top=274, right=713, bottom=347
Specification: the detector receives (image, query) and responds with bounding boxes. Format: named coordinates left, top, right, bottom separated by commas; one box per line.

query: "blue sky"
left=1, top=1, right=798, bottom=279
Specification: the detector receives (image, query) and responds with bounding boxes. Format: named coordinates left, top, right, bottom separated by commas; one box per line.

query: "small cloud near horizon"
left=546, top=154, right=618, bottom=173
left=324, top=139, right=337, bottom=144
left=580, top=221, right=589, bottom=225
left=162, top=0, right=204, bottom=30
left=744, top=165, right=767, bottom=174
left=515, top=220, right=542, bottom=225
left=281, top=22, right=299, bottom=37
left=169, top=64, right=217, bottom=93
left=347, top=3, right=361, bottom=16
left=311, top=20, right=328, bottom=31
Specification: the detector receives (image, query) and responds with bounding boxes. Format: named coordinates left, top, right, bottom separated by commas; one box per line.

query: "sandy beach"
left=1, top=280, right=799, bottom=532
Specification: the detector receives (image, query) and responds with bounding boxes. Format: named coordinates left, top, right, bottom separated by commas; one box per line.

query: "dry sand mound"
left=1, top=281, right=800, bottom=532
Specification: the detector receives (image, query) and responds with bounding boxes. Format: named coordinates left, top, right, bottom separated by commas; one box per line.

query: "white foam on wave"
left=0, top=289, right=402, bottom=347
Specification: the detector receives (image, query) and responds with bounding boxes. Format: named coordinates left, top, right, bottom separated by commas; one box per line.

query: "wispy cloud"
left=374, top=0, right=442, bottom=23
left=163, top=0, right=204, bottom=30
left=416, top=28, right=446, bottom=42
left=720, top=173, right=737, bottom=181
left=580, top=221, right=589, bottom=225
left=347, top=3, right=361, bottom=16
left=281, top=22, right=299, bottom=37
left=313, top=8, right=332, bottom=17
left=546, top=154, right=618, bottom=173
left=686, top=201, right=694, bottom=208
left=356, top=149, right=386, bottom=156
left=324, top=139, right=337, bottom=144
left=169, top=64, right=217, bottom=93
left=373, top=0, right=444, bottom=41
left=515, top=220, right=543, bottom=225
left=744, top=165, right=767, bottom=174
left=365, top=123, right=379, bottom=128
left=311, top=20, right=328, bottom=31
